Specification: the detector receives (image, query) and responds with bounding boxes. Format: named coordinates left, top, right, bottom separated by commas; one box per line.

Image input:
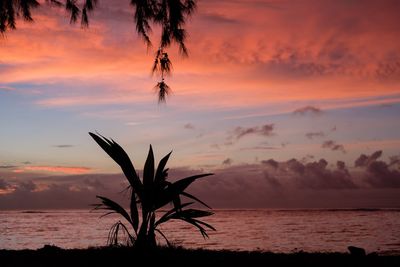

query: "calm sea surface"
left=1, top=209, right=400, bottom=254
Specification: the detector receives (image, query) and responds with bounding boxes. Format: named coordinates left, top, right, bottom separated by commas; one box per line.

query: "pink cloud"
left=0, top=0, right=399, bottom=110
left=14, top=166, right=92, bottom=175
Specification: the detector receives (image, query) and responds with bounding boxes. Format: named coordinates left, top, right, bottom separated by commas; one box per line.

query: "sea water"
left=1, top=209, right=399, bottom=254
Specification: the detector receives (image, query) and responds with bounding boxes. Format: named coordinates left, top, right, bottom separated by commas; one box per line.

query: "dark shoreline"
left=1, top=246, right=399, bottom=267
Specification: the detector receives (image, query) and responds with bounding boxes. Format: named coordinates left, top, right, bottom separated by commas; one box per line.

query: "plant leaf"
left=191, top=218, right=217, bottom=232
left=130, top=192, right=139, bottom=233
left=143, top=145, right=155, bottom=190
left=173, top=173, right=213, bottom=191
left=155, top=229, right=171, bottom=247
left=155, top=151, right=172, bottom=185
left=66, top=0, right=80, bottom=24
left=154, top=81, right=171, bottom=104
left=95, top=195, right=133, bottom=227
left=89, top=132, right=143, bottom=197
left=178, top=217, right=210, bottom=238
left=142, top=145, right=155, bottom=212
left=154, top=202, right=194, bottom=226
left=81, top=7, right=89, bottom=27
left=155, top=173, right=213, bottom=209
left=170, top=209, right=214, bottom=219
left=107, top=221, right=135, bottom=246
left=84, top=0, right=97, bottom=11
left=173, top=195, right=182, bottom=211
left=181, top=191, right=211, bottom=209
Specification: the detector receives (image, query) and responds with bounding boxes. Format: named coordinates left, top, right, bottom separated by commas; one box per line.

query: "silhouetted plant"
left=1, top=0, right=196, bottom=44
left=89, top=132, right=215, bottom=248
left=152, top=47, right=172, bottom=102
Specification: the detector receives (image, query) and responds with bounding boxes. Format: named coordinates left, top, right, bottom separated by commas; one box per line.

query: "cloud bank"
left=1, top=151, right=399, bottom=209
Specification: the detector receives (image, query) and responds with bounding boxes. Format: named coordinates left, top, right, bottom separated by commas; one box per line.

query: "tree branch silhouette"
left=0, top=0, right=197, bottom=102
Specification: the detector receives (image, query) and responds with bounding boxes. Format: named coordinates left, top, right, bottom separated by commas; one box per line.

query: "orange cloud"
left=14, top=166, right=92, bottom=175
left=0, top=188, right=16, bottom=195
left=1, top=0, right=399, bottom=111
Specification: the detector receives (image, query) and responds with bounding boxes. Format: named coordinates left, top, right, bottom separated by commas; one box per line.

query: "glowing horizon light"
left=13, top=166, right=92, bottom=175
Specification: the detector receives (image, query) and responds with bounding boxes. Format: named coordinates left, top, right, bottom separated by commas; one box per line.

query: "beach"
left=1, top=245, right=400, bottom=267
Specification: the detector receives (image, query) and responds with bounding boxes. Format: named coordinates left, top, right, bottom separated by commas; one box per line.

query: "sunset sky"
left=0, top=0, right=399, bottom=209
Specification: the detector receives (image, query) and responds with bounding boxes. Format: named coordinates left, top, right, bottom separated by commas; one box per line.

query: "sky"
left=0, top=0, right=399, bottom=209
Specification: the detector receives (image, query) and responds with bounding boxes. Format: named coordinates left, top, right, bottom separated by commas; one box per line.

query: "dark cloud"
left=247, top=37, right=374, bottom=80
left=179, top=164, right=271, bottom=208
left=378, top=103, right=393, bottom=108
left=389, top=155, right=400, bottom=167
left=322, top=140, right=346, bottom=153
left=240, top=146, right=279, bottom=151
left=305, top=131, right=325, bottom=139
left=199, top=12, right=240, bottom=24
left=202, top=0, right=284, bottom=10
left=21, top=161, right=31, bottom=165
left=301, top=154, right=315, bottom=163
left=53, top=145, right=74, bottom=148
left=365, top=162, right=400, bottom=188
left=0, top=178, right=11, bottom=190
left=189, top=156, right=360, bottom=207
left=230, top=123, right=275, bottom=140
left=222, top=158, right=233, bottom=165
left=0, top=183, right=112, bottom=210
left=293, top=106, right=323, bottom=116
left=261, top=159, right=279, bottom=169
left=83, top=178, right=107, bottom=190
left=238, top=8, right=400, bottom=82
left=375, top=60, right=400, bottom=80
left=0, top=173, right=126, bottom=209
left=1, top=153, right=400, bottom=209
left=263, top=172, right=282, bottom=188
left=210, top=144, right=220, bottom=149
left=267, top=53, right=332, bottom=77
left=0, top=165, right=17, bottom=169
left=355, top=150, right=382, bottom=167
left=17, top=180, right=37, bottom=192
left=184, top=123, right=195, bottom=130
left=355, top=151, right=400, bottom=188
left=263, top=158, right=357, bottom=190
left=183, top=157, right=399, bottom=208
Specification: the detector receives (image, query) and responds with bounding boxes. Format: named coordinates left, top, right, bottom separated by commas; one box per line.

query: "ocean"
left=1, top=209, right=400, bottom=254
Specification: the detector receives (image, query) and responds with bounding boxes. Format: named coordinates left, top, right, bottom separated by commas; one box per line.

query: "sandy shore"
left=1, top=246, right=399, bottom=267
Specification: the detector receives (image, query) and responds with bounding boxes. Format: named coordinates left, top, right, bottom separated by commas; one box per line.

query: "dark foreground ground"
left=1, top=246, right=399, bottom=267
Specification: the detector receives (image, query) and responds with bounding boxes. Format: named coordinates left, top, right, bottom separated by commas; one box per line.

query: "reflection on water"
left=1, top=209, right=400, bottom=254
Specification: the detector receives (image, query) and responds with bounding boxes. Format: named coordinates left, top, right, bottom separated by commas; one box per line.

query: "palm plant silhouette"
left=89, top=132, right=215, bottom=248
left=1, top=0, right=196, bottom=103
